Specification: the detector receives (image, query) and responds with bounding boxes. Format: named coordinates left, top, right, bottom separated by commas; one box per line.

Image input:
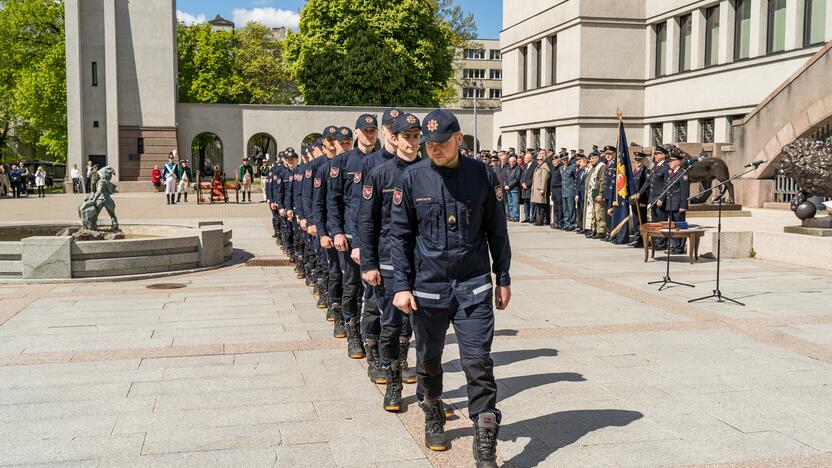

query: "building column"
left=687, top=120, right=702, bottom=143
left=714, top=116, right=732, bottom=144
left=784, top=0, right=804, bottom=50
left=646, top=25, right=657, bottom=78
left=666, top=18, right=680, bottom=74
left=643, top=124, right=653, bottom=147
left=662, top=122, right=674, bottom=145
left=540, top=36, right=553, bottom=87
left=718, top=0, right=735, bottom=64
left=749, top=0, right=767, bottom=58
left=103, top=0, right=120, bottom=181
left=527, top=43, right=539, bottom=90
left=691, top=8, right=706, bottom=70
left=524, top=129, right=534, bottom=151
left=65, top=0, right=84, bottom=178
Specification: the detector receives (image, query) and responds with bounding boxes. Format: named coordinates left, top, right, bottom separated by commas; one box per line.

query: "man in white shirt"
left=70, top=165, right=81, bottom=193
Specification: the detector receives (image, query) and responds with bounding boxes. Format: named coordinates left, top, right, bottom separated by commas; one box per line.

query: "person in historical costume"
left=161, top=152, right=179, bottom=205
left=79, top=166, right=119, bottom=231
left=238, top=157, right=255, bottom=203
left=175, top=159, right=194, bottom=203
left=586, top=152, right=608, bottom=238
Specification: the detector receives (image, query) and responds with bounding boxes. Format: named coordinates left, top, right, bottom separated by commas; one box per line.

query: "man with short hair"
left=520, top=152, right=535, bottom=223
left=505, top=155, right=521, bottom=222
left=391, top=109, right=511, bottom=467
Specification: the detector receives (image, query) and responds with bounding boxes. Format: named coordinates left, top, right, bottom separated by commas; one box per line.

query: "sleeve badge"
left=314, top=178, right=321, bottom=188
left=305, top=169, right=312, bottom=178
left=363, top=185, right=373, bottom=200
left=393, top=189, right=403, bottom=206
left=330, top=166, right=340, bottom=178
left=354, top=171, right=362, bottom=184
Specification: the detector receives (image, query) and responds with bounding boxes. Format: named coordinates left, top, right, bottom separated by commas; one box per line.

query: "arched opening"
left=462, top=135, right=481, bottom=152
left=302, top=133, right=322, bottom=152
left=247, top=133, right=277, bottom=167
left=191, top=132, right=224, bottom=179
left=497, top=135, right=502, bottom=151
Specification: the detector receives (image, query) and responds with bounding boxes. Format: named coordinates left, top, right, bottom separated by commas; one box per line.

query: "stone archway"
left=302, top=133, right=322, bottom=152
left=463, top=135, right=481, bottom=152
left=191, top=132, right=224, bottom=179
left=247, top=133, right=277, bottom=166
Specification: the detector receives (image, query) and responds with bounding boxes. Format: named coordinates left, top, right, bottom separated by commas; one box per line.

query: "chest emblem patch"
left=330, top=166, right=340, bottom=178
left=354, top=171, right=362, bottom=184
left=314, top=178, right=321, bottom=188
left=363, top=185, right=373, bottom=200
left=305, top=169, right=312, bottom=178
left=393, top=189, right=403, bottom=206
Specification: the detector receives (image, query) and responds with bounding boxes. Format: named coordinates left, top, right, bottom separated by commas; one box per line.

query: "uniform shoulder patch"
left=330, top=166, right=339, bottom=178
left=276, top=178, right=282, bottom=184
left=363, top=185, right=373, bottom=200
left=314, top=178, right=321, bottom=188
left=305, top=169, right=312, bottom=178
left=354, top=171, right=362, bottom=184
left=683, top=175, right=689, bottom=181
left=495, top=185, right=504, bottom=202
left=393, top=189, right=403, bottom=206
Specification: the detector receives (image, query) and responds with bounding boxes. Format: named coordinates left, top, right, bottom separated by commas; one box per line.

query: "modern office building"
left=497, top=0, right=831, bottom=153
left=451, top=39, right=504, bottom=110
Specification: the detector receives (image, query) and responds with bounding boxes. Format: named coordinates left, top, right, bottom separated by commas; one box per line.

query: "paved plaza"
left=2, top=193, right=832, bottom=467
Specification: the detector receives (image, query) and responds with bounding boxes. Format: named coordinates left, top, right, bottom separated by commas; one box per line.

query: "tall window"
left=463, top=69, right=485, bottom=79
left=546, top=127, right=556, bottom=149
left=489, top=69, right=502, bottom=80
left=534, top=40, right=542, bottom=89
left=92, top=62, right=98, bottom=87
left=674, top=121, right=687, bottom=143
left=804, top=0, right=827, bottom=46
left=735, top=0, right=752, bottom=60
left=531, top=129, right=541, bottom=149
left=489, top=89, right=502, bottom=99
left=520, top=46, right=527, bottom=92
left=700, top=119, right=715, bottom=143
left=679, top=14, right=693, bottom=72
left=550, top=35, right=558, bottom=84
left=767, top=0, right=787, bottom=54
left=729, top=114, right=745, bottom=143
left=651, top=124, right=664, bottom=146
left=490, top=49, right=502, bottom=60
left=137, top=138, right=145, bottom=155
left=519, top=131, right=527, bottom=151
left=655, top=22, right=667, bottom=76
left=462, top=88, right=484, bottom=98
left=705, top=6, right=720, bottom=66
left=464, top=48, right=485, bottom=60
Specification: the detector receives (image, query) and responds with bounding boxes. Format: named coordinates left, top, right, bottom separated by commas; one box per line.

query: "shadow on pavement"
left=443, top=371, right=586, bottom=414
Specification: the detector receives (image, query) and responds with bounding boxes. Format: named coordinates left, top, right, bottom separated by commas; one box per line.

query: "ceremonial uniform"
left=648, top=148, right=671, bottom=249
left=302, top=139, right=330, bottom=308
left=391, top=110, right=510, bottom=465
left=560, top=158, right=577, bottom=230
left=161, top=160, right=178, bottom=205
left=630, top=153, right=650, bottom=247
left=663, top=152, right=691, bottom=253
left=587, top=159, right=607, bottom=237
left=175, top=163, right=193, bottom=203
left=602, top=155, right=617, bottom=239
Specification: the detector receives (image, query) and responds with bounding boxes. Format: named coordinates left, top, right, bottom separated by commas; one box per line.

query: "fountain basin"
left=0, top=222, right=232, bottom=280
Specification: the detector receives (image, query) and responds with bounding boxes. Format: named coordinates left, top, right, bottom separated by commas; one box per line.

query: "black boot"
left=316, top=290, right=327, bottom=310
left=420, top=400, right=449, bottom=451
left=399, top=338, right=417, bottom=384
left=382, top=361, right=403, bottom=412
left=177, top=193, right=181, bottom=202
left=473, top=412, right=499, bottom=468
left=333, top=313, right=346, bottom=339
left=327, top=303, right=340, bottom=323
left=346, top=318, right=365, bottom=359
left=184, top=192, right=188, bottom=203
left=366, top=338, right=385, bottom=384
left=166, top=194, right=171, bottom=205
left=304, top=275, right=314, bottom=287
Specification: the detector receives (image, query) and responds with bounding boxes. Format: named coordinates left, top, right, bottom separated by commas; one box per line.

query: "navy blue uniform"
left=648, top=161, right=671, bottom=249
left=390, top=157, right=511, bottom=422
left=664, top=166, right=690, bottom=251
left=603, top=161, right=616, bottom=236
left=548, top=160, right=563, bottom=227
left=313, top=157, right=343, bottom=308
left=358, top=155, right=419, bottom=365
left=290, top=165, right=305, bottom=266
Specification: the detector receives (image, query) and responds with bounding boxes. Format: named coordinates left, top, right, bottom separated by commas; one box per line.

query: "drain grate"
left=146, top=283, right=188, bottom=290
left=246, top=258, right=293, bottom=267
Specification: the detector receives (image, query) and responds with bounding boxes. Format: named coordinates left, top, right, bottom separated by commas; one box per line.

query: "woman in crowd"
left=151, top=165, right=162, bottom=192
left=34, top=166, right=47, bottom=197
left=531, top=152, right=551, bottom=226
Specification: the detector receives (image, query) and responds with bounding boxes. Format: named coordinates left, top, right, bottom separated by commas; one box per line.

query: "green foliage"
left=284, top=0, right=476, bottom=107
left=177, top=22, right=297, bottom=105
left=0, top=0, right=67, bottom=162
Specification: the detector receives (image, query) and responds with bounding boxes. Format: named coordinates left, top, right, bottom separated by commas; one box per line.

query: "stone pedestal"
left=22, top=237, right=72, bottom=279
left=198, top=227, right=225, bottom=267
left=784, top=226, right=832, bottom=237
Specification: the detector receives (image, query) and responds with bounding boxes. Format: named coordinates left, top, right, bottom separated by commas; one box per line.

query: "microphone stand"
left=687, top=164, right=761, bottom=306
left=648, top=162, right=696, bottom=291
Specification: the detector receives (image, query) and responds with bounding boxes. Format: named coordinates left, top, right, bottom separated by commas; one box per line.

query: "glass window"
left=700, top=119, right=715, bottom=143
left=463, top=69, right=485, bottom=79
left=804, top=0, right=827, bottom=46
left=655, top=22, right=667, bottom=76
left=767, top=0, right=787, bottom=53
left=652, top=123, right=664, bottom=146
left=679, top=14, right=692, bottom=72
left=519, top=131, right=527, bottom=151
left=535, top=40, right=542, bottom=89
left=92, top=62, right=98, bottom=87
left=489, top=89, right=502, bottom=99
left=490, top=49, right=502, bottom=60
left=551, top=35, right=558, bottom=84
left=735, top=0, right=751, bottom=60
left=464, top=48, right=485, bottom=60
left=705, top=6, right=720, bottom=66
left=546, top=127, right=556, bottom=149
left=532, top=129, right=541, bottom=149
left=137, top=138, right=145, bottom=155
left=489, top=69, right=502, bottom=80
left=674, top=121, right=687, bottom=143
left=462, top=88, right=484, bottom=98
left=520, top=46, right=527, bottom=92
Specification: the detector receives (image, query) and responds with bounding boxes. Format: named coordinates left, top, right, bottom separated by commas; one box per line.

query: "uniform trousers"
left=292, top=223, right=304, bottom=265
left=313, top=238, right=327, bottom=290
left=412, top=297, right=500, bottom=423
left=280, top=217, right=294, bottom=257
left=322, top=246, right=342, bottom=307
left=338, top=247, right=361, bottom=321
left=576, top=198, right=584, bottom=230
left=304, top=232, right=317, bottom=278
left=271, top=210, right=281, bottom=236
left=375, top=275, right=413, bottom=366
left=550, top=186, right=563, bottom=226
left=362, top=281, right=380, bottom=341
left=561, top=196, right=576, bottom=229
left=650, top=205, right=668, bottom=249
left=592, top=199, right=607, bottom=234
left=631, top=202, right=648, bottom=243
left=666, top=209, right=687, bottom=251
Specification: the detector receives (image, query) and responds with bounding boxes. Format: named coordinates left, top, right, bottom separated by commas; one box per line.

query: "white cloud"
left=232, top=7, right=300, bottom=30
left=176, top=10, right=207, bottom=26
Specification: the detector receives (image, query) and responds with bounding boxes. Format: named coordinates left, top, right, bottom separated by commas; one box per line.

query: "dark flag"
left=609, top=119, right=637, bottom=244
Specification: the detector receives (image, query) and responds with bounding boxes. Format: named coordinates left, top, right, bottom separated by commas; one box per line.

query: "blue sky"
left=176, top=0, right=503, bottom=39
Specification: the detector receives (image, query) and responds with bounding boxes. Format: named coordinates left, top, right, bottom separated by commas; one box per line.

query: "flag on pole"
left=609, top=119, right=637, bottom=243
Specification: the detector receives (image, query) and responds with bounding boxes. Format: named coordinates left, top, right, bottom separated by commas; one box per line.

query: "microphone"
left=744, top=159, right=767, bottom=168
left=685, top=155, right=705, bottom=165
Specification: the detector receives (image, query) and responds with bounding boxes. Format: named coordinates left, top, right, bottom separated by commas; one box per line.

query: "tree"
left=0, top=0, right=67, bottom=162
left=237, top=22, right=298, bottom=105
left=284, top=0, right=476, bottom=107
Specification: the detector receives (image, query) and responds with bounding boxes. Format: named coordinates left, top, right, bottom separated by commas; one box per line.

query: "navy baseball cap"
left=420, top=109, right=461, bottom=144
left=355, top=114, right=378, bottom=130
left=392, top=113, right=421, bottom=134
left=382, top=108, right=403, bottom=126
left=336, top=127, right=353, bottom=141
left=322, top=126, right=338, bottom=139
left=284, top=149, right=298, bottom=159
left=313, top=137, right=323, bottom=149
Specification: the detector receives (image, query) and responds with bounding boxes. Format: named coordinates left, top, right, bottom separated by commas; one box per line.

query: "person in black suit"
left=575, top=154, right=589, bottom=234
left=547, top=153, right=562, bottom=229
left=663, top=151, right=691, bottom=254
left=521, top=152, right=537, bottom=223
left=629, top=151, right=650, bottom=248
left=648, top=146, right=671, bottom=249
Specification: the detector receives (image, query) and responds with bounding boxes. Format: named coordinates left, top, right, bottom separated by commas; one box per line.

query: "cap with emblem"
left=392, top=113, right=421, bottom=134
left=336, top=127, right=353, bottom=141
left=633, top=151, right=648, bottom=159
left=355, top=113, right=378, bottom=130
left=322, top=126, right=338, bottom=139
left=313, top=137, right=323, bottom=149
left=382, top=108, right=403, bottom=126
left=420, top=109, right=461, bottom=145
left=603, top=145, right=616, bottom=153
left=284, top=149, right=298, bottom=159
left=654, top=145, right=670, bottom=155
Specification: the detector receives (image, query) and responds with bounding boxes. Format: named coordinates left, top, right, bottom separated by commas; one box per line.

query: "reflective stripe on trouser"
left=411, top=300, right=499, bottom=423
left=337, top=250, right=361, bottom=322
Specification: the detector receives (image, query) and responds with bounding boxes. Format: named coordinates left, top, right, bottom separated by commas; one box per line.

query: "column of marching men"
left=265, top=109, right=512, bottom=468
